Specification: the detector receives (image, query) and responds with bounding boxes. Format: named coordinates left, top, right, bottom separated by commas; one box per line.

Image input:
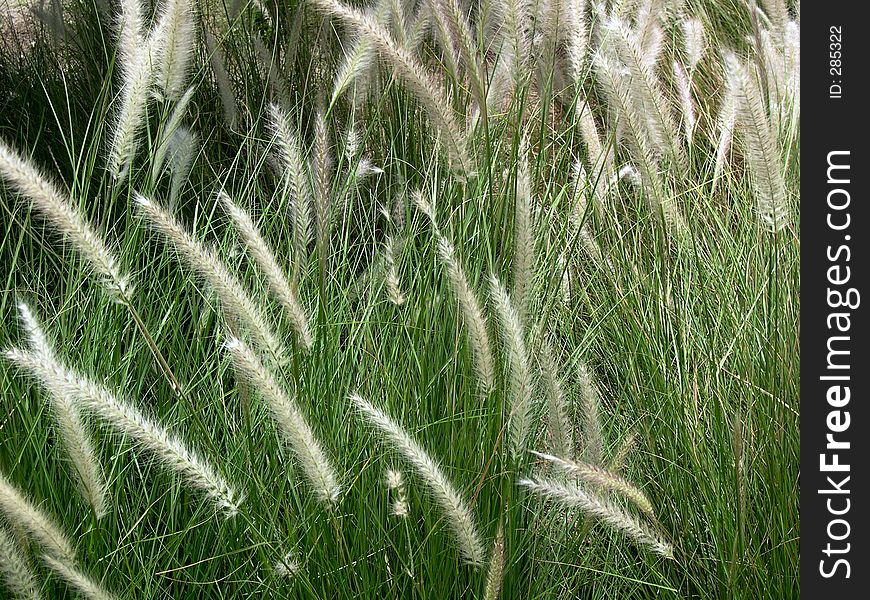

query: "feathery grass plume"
left=0, top=526, right=41, bottom=600
left=437, top=0, right=486, bottom=113
left=427, top=0, right=463, bottom=84
left=151, top=86, right=196, bottom=181
left=593, top=51, right=689, bottom=238
left=760, top=0, right=788, bottom=38
left=108, top=37, right=154, bottom=182
left=634, top=0, right=664, bottom=68
left=0, top=471, right=75, bottom=562
left=576, top=359, right=603, bottom=464
left=435, top=235, right=495, bottom=393
left=224, top=337, right=340, bottom=504
left=204, top=29, right=239, bottom=131
left=115, top=0, right=145, bottom=79
left=167, top=127, right=198, bottom=207
left=724, top=53, right=789, bottom=231
left=41, top=554, right=116, bottom=600
left=10, top=303, right=108, bottom=518
left=267, top=103, right=312, bottom=283
left=681, top=17, right=705, bottom=72
left=384, top=234, right=406, bottom=306
left=531, top=451, right=656, bottom=521
left=311, top=0, right=471, bottom=174
left=405, top=1, right=433, bottom=55
left=135, top=194, right=283, bottom=358
left=0, top=140, right=131, bottom=298
left=427, top=0, right=485, bottom=118
left=519, top=477, right=673, bottom=557
left=150, top=0, right=196, bottom=101
left=575, top=102, right=614, bottom=210
left=565, top=0, right=589, bottom=82
left=481, top=58, right=512, bottom=121
left=512, top=135, right=535, bottom=324
left=350, top=394, right=485, bottom=567
left=490, top=276, right=535, bottom=460
left=712, top=85, right=736, bottom=192
left=538, top=0, right=564, bottom=74
left=783, top=20, right=799, bottom=101
left=601, top=17, right=687, bottom=172
left=498, top=0, right=531, bottom=87
left=757, top=28, right=785, bottom=117
left=392, top=192, right=406, bottom=230
left=313, top=108, right=332, bottom=274
left=673, top=61, right=695, bottom=143
left=386, top=0, right=407, bottom=44
left=4, top=349, right=242, bottom=516
left=538, top=338, right=573, bottom=458
left=220, top=193, right=314, bottom=351
left=482, top=523, right=505, bottom=600
left=14, top=301, right=53, bottom=359
left=332, top=33, right=373, bottom=106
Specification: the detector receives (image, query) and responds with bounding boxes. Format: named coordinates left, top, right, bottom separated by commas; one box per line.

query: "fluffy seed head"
left=520, top=476, right=673, bottom=558
left=483, top=523, right=505, bottom=600
left=0, top=470, right=75, bottom=562
left=531, top=451, right=656, bottom=520
left=489, top=275, right=534, bottom=460
left=5, top=349, right=241, bottom=517
left=312, top=0, right=471, bottom=173
left=108, top=41, right=154, bottom=182
left=0, top=526, right=41, bottom=600
left=723, top=52, right=790, bottom=231
left=351, top=393, right=485, bottom=566
left=149, top=0, right=196, bottom=101
left=225, top=337, right=340, bottom=504
left=681, top=18, right=705, bottom=71
left=436, top=236, right=495, bottom=393
left=0, top=140, right=131, bottom=298
left=274, top=551, right=300, bottom=578
left=41, top=554, right=117, bottom=600
left=220, top=192, right=314, bottom=351
left=136, top=194, right=283, bottom=358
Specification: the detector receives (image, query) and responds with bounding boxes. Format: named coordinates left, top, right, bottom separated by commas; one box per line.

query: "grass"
left=0, top=1, right=798, bottom=598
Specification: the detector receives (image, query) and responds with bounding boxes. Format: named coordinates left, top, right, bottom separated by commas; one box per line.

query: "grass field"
left=0, top=1, right=799, bottom=598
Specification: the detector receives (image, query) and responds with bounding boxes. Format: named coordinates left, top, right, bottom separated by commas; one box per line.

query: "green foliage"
left=0, top=1, right=798, bottom=597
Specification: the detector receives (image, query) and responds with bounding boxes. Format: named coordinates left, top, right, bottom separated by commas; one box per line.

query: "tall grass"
left=0, top=0, right=799, bottom=597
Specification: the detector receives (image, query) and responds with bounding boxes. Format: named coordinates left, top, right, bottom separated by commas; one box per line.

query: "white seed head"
left=225, top=336, right=340, bottom=504
left=0, top=470, right=75, bottom=562
left=351, top=393, right=485, bottom=567
left=0, top=525, right=41, bottom=600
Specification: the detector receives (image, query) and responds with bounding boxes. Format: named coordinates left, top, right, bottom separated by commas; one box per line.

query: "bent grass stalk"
left=13, top=302, right=108, bottom=518
left=350, top=393, right=485, bottom=567
left=220, top=192, right=314, bottom=351
left=225, top=336, right=340, bottom=504
left=0, top=525, right=41, bottom=600
left=519, top=476, right=673, bottom=558
left=4, top=349, right=242, bottom=517
left=135, top=194, right=284, bottom=360
left=0, top=471, right=76, bottom=562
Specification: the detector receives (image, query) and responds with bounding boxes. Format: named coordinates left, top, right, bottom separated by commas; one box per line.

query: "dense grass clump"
left=0, top=0, right=798, bottom=598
